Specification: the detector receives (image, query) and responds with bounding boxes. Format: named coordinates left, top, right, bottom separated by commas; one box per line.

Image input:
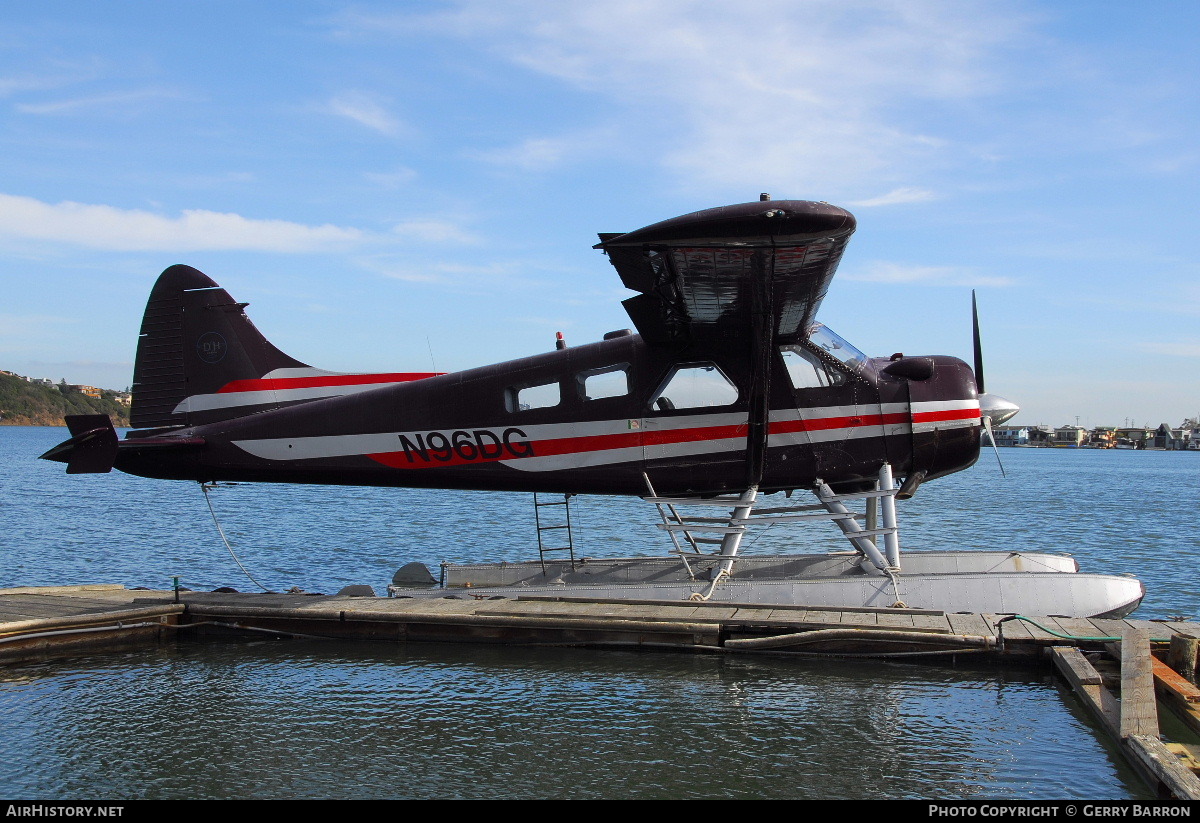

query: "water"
left=2, top=427, right=1197, bottom=799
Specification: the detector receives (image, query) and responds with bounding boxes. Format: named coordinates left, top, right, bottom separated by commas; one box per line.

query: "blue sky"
left=2, top=1, right=1197, bottom=429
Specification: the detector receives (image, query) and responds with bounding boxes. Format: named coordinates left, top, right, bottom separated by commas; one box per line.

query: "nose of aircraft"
left=979, top=392, right=1020, bottom=426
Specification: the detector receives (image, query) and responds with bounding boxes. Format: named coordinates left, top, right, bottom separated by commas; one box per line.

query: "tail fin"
left=131, top=265, right=309, bottom=429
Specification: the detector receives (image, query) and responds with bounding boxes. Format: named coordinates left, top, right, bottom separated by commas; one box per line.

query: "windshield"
left=807, top=322, right=868, bottom=372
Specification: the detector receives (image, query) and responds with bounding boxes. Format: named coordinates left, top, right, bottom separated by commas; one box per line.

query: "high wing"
left=596, top=199, right=856, bottom=346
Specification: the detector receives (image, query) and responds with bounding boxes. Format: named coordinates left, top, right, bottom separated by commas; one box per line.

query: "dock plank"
left=873, top=612, right=916, bottom=629
left=947, top=614, right=995, bottom=637
left=1163, top=622, right=1200, bottom=637
left=991, top=615, right=1034, bottom=641
left=1121, top=619, right=1175, bottom=642
left=1120, top=626, right=1159, bottom=739
left=909, top=612, right=951, bottom=631
left=1088, top=619, right=1130, bottom=641
left=1051, top=617, right=1107, bottom=642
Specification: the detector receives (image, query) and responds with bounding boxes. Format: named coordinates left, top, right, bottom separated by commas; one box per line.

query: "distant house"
left=991, top=426, right=1029, bottom=446
left=1089, top=427, right=1118, bottom=449
left=1115, top=427, right=1154, bottom=449
left=113, top=392, right=132, bottom=406
left=63, top=384, right=102, bottom=398
left=1053, top=425, right=1088, bottom=447
left=31, top=378, right=58, bottom=390
left=1152, top=423, right=1188, bottom=450
left=1027, top=425, right=1055, bottom=446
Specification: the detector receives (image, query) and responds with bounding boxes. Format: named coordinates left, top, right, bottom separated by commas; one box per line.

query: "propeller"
left=972, top=290, right=1019, bottom=476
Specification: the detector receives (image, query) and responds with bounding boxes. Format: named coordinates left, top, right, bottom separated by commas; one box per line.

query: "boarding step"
left=534, top=492, right=576, bottom=574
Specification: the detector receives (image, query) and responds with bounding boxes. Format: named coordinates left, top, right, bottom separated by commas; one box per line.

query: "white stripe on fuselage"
left=172, top=367, right=428, bottom=414
left=229, top=400, right=980, bottom=468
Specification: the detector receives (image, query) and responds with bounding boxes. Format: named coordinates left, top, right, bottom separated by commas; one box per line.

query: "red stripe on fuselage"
left=349, top=406, right=981, bottom=471
left=366, top=423, right=749, bottom=469
left=912, top=408, right=979, bottom=424
left=360, top=407, right=977, bottom=472
left=768, top=412, right=910, bottom=434
left=218, top=372, right=442, bottom=393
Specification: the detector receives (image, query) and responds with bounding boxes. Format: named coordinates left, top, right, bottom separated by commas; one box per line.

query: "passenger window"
left=579, top=365, right=629, bottom=400
left=780, top=345, right=845, bottom=389
left=508, top=381, right=560, bottom=412
left=650, top=364, right=738, bottom=411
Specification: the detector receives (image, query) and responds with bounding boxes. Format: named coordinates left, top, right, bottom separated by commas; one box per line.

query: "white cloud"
left=1135, top=341, right=1200, bottom=359
left=327, top=91, right=405, bottom=135
left=390, top=219, right=479, bottom=244
left=364, top=167, right=418, bottom=188
left=471, top=137, right=571, bottom=171
left=15, top=88, right=182, bottom=115
left=340, top=1, right=1028, bottom=193
left=0, top=193, right=364, bottom=252
left=365, top=259, right=515, bottom=284
left=848, top=187, right=937, bottom=207
left=844, top=260, right=1014, bottom=287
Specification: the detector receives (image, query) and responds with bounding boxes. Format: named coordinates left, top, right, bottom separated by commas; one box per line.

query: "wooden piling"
left=1168, top=632, right=1199, bottom=682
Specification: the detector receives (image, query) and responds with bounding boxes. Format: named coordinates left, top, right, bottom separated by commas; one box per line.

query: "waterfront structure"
left=1053, top=425, right=1088, bottom=447
left=991, top=426, right=1029, bottom=446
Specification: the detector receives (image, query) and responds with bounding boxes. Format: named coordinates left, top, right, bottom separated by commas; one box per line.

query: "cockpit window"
left=779, top=345, right=846, bottom=389
left=650, top=363, right=738, bottom=411
left=807, top=323, right=868, bottom=372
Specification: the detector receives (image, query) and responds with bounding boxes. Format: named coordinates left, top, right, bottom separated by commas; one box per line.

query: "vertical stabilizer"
left=130, top=265, right=308, bottom=429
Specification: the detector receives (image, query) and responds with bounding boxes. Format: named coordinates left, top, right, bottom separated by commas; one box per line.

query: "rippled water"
left=2, top=427, right=1197, bottom=799
left=0, top=642, right=1142, bottom=799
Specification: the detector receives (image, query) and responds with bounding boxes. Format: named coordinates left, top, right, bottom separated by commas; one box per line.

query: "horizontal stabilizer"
left=40, top=415, right=118, bottom=474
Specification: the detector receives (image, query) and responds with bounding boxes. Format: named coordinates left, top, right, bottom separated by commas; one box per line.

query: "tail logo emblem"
left=196, top=332, right=228, bottom=364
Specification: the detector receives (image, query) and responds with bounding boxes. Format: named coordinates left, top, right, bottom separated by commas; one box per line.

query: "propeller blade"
left=982, top=416, right=1007, bottom=478
left=973, top=290, right=1013, bottom=476
left=972, top=289, right=985, bottom=394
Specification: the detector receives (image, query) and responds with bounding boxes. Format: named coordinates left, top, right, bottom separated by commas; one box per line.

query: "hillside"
left=0, top=371, right=131, bottom=427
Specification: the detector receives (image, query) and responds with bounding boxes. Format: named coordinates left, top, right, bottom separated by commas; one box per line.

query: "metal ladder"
left=533, top=492, right=576, bottom=575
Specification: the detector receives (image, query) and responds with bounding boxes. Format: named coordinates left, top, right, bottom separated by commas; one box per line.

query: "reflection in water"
left=0, top=642, right=1142, bottom=800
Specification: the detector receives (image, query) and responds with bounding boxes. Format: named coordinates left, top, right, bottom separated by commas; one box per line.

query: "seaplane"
left=41, top=196, right=1144, bottom=618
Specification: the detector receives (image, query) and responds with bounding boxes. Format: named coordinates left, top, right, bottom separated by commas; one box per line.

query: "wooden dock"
left=3, top=584, right=1200, bottom=799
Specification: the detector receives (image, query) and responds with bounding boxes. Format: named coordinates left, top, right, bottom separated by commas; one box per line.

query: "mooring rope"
left=200, top=482, right=272, bottom=593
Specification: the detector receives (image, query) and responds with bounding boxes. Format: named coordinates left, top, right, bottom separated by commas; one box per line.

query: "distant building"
left=1052, top=425, right=1088, bottom=447
left=991, top=426, right=1029, bottom=446
left=1115, top=427, right=1154, bottom=449
left=1027, top=425, right=1055, bottom=446
left=63, top=384, right=102, bottom=398
left=1152, top=423, right=1188, bottom=450
left=1089, top=427, right=1118, bottom=449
